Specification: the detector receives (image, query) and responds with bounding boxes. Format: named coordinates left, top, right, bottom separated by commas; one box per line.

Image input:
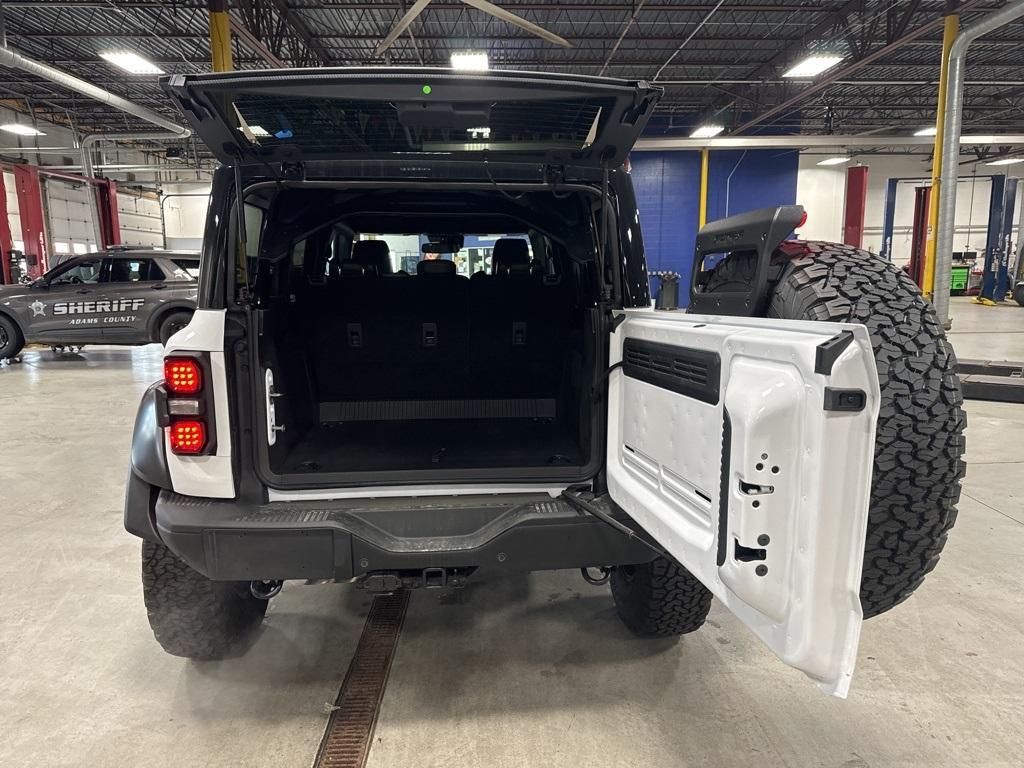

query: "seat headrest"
left=491, top=238, right=530, bottom=275
left=339, top=261, right=368, bottom=276
left=417, top=258, right=456, bottom=276
left=351, top=240, right=393, bottom=275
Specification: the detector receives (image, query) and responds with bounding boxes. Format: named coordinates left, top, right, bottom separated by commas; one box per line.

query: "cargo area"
left=249, top=187, right=605, bottom=486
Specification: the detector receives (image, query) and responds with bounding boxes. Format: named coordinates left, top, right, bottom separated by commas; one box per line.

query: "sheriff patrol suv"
left=0, top=248, right=198, bottom=360
left=124, top=68, right=964, bottom=698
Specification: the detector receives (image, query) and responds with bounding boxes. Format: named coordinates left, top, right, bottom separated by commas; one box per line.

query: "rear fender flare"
left=125, top=383, right=171, bottom=542
left=131, top=382, right=172, bottom=489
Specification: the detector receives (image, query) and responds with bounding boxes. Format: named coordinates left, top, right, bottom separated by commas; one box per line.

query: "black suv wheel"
left=0, top=314, right=24, bottom=360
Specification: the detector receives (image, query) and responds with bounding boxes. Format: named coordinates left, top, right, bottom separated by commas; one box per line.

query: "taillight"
left=168, top=419, right=207, bottom=454
left=164, top=357, right=202, bottom=395
left=163, top=354, right=213, bottom=455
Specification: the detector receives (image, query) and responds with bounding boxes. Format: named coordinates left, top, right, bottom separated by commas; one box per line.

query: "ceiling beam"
left=729, top=0, right=989, bottom=134
left=265, top=0, right=332, bottom=64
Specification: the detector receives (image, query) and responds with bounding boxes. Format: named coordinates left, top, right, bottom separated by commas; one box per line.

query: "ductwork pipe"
left=933, top=0, right=1024, bottom=327
left=0, top=46, right=191, bottom=176
left=80, top=131, right=192, bottom=177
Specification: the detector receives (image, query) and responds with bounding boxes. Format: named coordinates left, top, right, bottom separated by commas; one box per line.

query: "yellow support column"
left=922, top=12, right=959, bottom=300
left=208, top=0, right=234, bottom=72
left=698, top=148, right=710, bottom=228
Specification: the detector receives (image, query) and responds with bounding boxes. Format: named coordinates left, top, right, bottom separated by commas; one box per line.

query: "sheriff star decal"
left=30, top=300, right=46, bottom=317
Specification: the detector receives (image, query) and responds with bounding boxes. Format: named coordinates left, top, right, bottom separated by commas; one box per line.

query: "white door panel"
left=607, top=309, right=879, bottom=697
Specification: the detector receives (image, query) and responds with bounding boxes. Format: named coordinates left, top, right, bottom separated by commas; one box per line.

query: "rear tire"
left=1013, top=283, right=1024, bottom=307
left=142, top=541, right=268, bottom=660
left=610, top=557, right=713, bottom=637
left=0, top=315, right=24, bottom=360
left=158, top=310, right=193, bottom=346
left=703, top=242, right=966, bottom=618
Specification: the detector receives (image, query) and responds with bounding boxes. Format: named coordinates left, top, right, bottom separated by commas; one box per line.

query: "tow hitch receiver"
left=358, top=568, right=472, bottom=593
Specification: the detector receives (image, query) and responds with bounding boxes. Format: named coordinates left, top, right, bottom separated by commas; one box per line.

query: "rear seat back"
left=470, top=239, right=566, bottom=397
left=398, top=259, right=470, bottom=397
left=301, top=242, right=573, bottom=409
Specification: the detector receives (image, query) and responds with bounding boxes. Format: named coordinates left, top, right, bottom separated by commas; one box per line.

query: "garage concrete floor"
left=1, top=296, right=1022, bottom=768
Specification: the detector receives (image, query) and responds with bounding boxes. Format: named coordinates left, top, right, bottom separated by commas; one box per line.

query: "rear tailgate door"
left=162, top=68, right=660, bottom=176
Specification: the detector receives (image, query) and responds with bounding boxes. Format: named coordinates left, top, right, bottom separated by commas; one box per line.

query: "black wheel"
left=142, top=541, right=268, bottom=660
left=158, top=310, right=193, bottom=346
left=703, top=241, right=966, bottom=618
left=610, top=557, right=713, bottom=637
left=0, top=315, right=24, bottom=360
left=1013, top=283, right=1024, bottom=307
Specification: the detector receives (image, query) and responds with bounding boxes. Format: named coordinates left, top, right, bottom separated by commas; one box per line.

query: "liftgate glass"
left=607, top=309, right=879, bottom=697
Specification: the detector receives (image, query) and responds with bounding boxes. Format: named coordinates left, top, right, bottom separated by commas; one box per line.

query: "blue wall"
left=630, top=151, right=702, bottom=278
left=706, top=149, right=800, bottom=222
left=629, top=149, right=799, bottom=303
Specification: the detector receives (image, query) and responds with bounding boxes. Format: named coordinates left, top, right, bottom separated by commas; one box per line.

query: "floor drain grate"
left=314, top=590, right=410, bottom=768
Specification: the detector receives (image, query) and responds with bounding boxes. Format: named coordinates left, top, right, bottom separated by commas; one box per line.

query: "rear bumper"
left=146, top=489, right=655, bottom=581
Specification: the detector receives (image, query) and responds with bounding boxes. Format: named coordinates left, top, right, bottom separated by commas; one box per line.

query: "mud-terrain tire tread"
left=610, top=557, right=713, bottom=637
left=142, top=541, right=267, bottom=660
left=704, top=241, right=965, bottom=618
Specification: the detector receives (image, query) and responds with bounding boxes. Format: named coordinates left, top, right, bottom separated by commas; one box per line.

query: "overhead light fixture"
left=0, top=123, right=45, bottom=136
left=783, top=54, right=843, bottom=78
left=986, top=157, right=1024, bottom=166
left=817, top=156, right=851, bottom=166
left=914, top=126, right=938, bottom=137
left=690, top=124, right=724, bottom=139
left=467, top=126, right=491, bottom=139
left=450, top=51, right=489, bottom=71
left=248, top=125, right=270, bottom=137
left=99, top=50, right=164, bottom=75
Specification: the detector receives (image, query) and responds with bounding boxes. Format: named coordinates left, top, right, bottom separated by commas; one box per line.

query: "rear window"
left=234, top=97, right=605, bottom=155
left=357, top=234, right=530, bottom=277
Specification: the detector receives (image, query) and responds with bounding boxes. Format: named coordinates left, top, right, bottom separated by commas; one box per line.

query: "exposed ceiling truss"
left=0, top=0, right=1020, bottom=163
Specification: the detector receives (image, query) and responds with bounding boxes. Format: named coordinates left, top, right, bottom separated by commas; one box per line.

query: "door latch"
left=265, top=368, right=285, bottom=445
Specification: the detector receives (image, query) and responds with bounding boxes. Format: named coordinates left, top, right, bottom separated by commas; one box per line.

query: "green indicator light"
left=422, top=85, right=432, bottom=95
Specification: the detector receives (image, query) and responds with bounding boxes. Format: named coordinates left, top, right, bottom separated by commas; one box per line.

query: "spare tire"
left=701, top=241, right=966, bottom=618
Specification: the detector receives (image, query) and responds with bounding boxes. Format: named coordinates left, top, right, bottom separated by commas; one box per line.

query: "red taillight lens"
left=168, top=419, right=207, bottom=454
left=798, top=210, right=808, bottom=228
left=164, top=357, right=202, bottom=395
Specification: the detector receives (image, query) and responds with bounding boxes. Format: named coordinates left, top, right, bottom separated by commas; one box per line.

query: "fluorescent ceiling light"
left=0, top=123, right=45, bottom=136
left=99, top=50, right=164, bottom=75
left=914, top=126, right=938, bottom=137
left=690, top=124, right=724, bottom=139
left=817, top=156, right=851, bottom=166
left=986, top=157, right=1024, bottom=166
left=783, top=54, right=843, bottom=78
left=450, top=51, right=489, bottom=71
left=248, top=125, right=270, bottom=137
left=467, top=126, right=491, bottom=139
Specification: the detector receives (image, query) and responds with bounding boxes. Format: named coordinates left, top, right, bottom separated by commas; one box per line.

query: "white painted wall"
left=795, top=156, right=847, bottom=242
left=793, top=153, right=1022, bottom=268
left=162, top=183, right=210, bottom=251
